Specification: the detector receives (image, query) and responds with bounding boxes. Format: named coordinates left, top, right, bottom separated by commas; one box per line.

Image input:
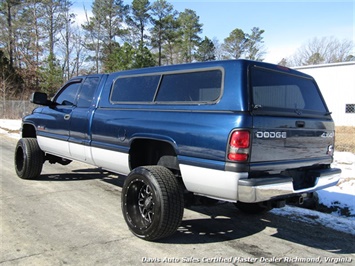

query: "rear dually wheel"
left=14, top=138, right=44, bottom=179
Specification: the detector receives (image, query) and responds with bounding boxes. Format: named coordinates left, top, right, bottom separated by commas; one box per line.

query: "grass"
left=335, top=126, right=355, bottom=153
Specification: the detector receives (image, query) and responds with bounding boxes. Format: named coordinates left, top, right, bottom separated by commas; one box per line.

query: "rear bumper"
left=237, top=168, right=341, bottom=203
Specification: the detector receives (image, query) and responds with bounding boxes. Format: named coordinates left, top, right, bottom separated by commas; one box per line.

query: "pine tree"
left=0, top=0, right=21, bottom=67
left=82, top=0, right=128, bottom=73
left=195, top=36, right=215, bottom=62
left=127, top=0, right=150, bottom=47
left=127, top=0, right=155, bottom=68
left=150, top=0, right=177, bottom=66
left=39, top=53, right=63, bottom=96
left=177, top=9, right=202, bottom=63
left=222, top=28, right=247, bottom=59
left=245, top=27, right=265, bottom=61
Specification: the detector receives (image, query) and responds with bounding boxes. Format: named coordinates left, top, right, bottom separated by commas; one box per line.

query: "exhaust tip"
left=299, top=196, right=304, bottom=205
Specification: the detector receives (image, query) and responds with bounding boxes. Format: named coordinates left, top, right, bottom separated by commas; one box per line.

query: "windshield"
left=250, top=66, right=328, bottom=115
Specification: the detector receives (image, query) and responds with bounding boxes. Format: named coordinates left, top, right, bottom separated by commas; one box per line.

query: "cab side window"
left=77, top=77, right=100, bottom=107
left=54, top=82, right=81, bottom=106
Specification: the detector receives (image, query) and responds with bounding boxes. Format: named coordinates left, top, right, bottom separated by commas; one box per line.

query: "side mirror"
left=30, top=92, right=49, bottom=106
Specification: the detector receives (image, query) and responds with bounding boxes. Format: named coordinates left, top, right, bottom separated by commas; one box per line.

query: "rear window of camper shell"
left=250, top=66, right=328, bottom=114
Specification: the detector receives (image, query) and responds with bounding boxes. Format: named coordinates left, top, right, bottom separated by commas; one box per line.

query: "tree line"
left=1, top=0, right=354, bottom=100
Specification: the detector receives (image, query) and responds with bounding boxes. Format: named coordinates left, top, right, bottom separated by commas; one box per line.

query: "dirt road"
left=1, top=135, right=354, bottom=265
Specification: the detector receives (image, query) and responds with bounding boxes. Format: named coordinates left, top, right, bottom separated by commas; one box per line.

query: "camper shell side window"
left=110, top=69, right=223, bottom=104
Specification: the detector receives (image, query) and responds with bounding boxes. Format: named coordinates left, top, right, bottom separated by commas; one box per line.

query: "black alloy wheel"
left=122, top=166, right=184, bottom=241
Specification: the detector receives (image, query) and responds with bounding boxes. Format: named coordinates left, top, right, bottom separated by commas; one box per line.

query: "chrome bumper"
left=237, top=168, right=341, bottom=203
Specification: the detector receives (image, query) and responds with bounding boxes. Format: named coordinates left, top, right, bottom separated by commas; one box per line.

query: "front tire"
left=122, top=166, right=184, bottom=241
left=14, top=138, right=44, bottom=179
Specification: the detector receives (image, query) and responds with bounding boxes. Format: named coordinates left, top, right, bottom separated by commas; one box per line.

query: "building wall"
left=295, top=62, right=355, bottom=127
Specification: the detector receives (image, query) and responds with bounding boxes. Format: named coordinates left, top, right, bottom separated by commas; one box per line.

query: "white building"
left=295, top=62, right=355, bottom=127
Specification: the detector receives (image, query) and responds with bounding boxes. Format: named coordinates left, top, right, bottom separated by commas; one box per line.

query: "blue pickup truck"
left=15, top=59, right=341, bottom=240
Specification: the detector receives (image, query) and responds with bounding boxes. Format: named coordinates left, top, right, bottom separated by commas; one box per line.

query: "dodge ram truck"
left=14, top=59, right=341, bottom=241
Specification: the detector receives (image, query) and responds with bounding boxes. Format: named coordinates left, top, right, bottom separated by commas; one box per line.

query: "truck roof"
left=107, top=59, right=313, bottom=79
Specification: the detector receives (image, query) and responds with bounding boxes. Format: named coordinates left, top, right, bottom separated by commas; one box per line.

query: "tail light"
left=227, top=130, right=250, bottom=162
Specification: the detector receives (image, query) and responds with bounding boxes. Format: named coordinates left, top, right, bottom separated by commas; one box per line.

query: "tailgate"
left=249, top=64, right=334, bottom=170
left=251, top=116, right=334, bottom=165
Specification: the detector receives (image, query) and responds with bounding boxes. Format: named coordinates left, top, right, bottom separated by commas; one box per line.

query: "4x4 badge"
left=321, top=132, right=334, bottom=138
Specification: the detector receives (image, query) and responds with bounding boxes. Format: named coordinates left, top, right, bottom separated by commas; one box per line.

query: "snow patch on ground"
left=0, top=119, right=22, bottom=131
left=0, top=119, right=22, bottom=139
left=271, top=206, right=355, bottom=236
left=317, top=152, right=355, bottom=221
left=1, top=119, right=354, bottom=235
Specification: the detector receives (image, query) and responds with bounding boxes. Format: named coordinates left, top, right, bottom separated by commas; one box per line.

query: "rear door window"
left=250, top=67, right=328, bottom=114
left=77, top=77, right=100, bottom=107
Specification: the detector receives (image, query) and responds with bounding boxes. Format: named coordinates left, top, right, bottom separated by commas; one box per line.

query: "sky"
left=72, top=0, right=355, bottom=64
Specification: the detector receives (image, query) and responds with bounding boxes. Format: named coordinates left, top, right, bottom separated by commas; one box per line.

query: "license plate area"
left=281, top=169, right=317, bottom=190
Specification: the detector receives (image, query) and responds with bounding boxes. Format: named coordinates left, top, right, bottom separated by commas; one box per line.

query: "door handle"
left=64, top=114, right=71, bottom=120
left=296, top=121, right=305, bottom=128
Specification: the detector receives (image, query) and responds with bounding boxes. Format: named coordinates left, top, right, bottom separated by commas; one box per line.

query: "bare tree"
left=288, top=36, right=354, bottom=66
left=58, top=0, right=73, bottom=81
left=212, top=38, right=224, bottom=60
left=71, top=25, right=89, bottom=76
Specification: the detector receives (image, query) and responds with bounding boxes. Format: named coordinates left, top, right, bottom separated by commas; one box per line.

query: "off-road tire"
left=122, top=166, right=184, bottom=241
left=14, top=138, right=44, bottom=179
